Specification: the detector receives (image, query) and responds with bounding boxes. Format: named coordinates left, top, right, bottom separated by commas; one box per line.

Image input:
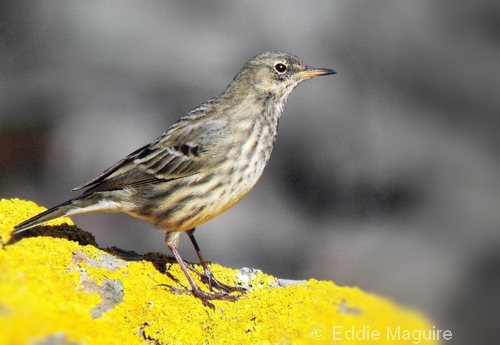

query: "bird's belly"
left=167, top=163, right=264, bottom=230
left=145, top=137, right=272, bottom=232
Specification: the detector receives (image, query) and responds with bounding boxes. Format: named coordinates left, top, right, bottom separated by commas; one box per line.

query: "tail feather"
left=12, top=196, right=112, bottom=234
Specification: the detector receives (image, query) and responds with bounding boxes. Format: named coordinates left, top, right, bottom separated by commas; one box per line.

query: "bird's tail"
left=12, top=195, right=114, bottom=235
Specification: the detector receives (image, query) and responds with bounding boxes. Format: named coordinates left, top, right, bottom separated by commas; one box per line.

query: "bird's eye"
left=274, top=63, right=287, bottom=74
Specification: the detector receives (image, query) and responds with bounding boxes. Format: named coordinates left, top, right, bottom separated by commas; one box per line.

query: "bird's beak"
left=295, top=66, right=337, bottom=79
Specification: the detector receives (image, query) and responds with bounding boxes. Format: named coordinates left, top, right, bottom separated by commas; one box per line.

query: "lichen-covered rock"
left=0, top=199, right=440, bottom=344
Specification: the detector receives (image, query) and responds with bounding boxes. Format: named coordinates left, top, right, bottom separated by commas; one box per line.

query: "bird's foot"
left=162, top=284, right=242, bottom=309
left=187, top=264, right=248, bottom=293
left=201, top=271, right=248, bottom=294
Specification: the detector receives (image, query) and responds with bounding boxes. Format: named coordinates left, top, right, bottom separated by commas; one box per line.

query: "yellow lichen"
left=0, top=199, right=442, bottom=344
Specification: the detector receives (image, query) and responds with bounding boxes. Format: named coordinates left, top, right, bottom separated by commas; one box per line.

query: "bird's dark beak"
left=295, top=66, right=337, bottom=79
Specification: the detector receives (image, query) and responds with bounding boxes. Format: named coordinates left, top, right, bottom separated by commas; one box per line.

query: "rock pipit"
left=13, top=51, right=336, bottom=308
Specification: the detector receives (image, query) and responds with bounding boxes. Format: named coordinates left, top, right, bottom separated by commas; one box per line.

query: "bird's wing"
left=74, top=115, right=227, bottom=193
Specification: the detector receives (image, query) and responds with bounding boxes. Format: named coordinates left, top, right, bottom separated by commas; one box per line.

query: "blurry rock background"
left=1, top=1, right=499, bottom=343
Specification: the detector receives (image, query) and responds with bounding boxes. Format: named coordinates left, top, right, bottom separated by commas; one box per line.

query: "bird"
left=12, top=51, right=336, bottom=308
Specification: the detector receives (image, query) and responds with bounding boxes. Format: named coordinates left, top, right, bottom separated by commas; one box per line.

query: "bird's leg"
left=186, top=229, right=247, bottom=294
left=164, top=232, right=239, bottom=309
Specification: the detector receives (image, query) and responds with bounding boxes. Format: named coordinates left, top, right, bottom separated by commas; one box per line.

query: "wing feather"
left=74, top=116, right=227, bottom=193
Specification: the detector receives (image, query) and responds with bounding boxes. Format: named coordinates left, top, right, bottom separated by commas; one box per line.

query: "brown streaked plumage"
left=12, top=51, right=336, bottom=308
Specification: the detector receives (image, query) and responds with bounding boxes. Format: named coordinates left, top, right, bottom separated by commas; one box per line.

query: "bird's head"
left=231, top=51, right=336, bottom=99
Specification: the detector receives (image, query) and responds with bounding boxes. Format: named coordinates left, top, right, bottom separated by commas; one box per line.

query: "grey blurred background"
left=1, top=1, right=499, bottom=343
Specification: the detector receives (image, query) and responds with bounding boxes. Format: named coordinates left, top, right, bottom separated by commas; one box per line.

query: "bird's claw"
left=163, top=284, right=242, bottom=310
left=186, top=263, right=248, bottom=294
